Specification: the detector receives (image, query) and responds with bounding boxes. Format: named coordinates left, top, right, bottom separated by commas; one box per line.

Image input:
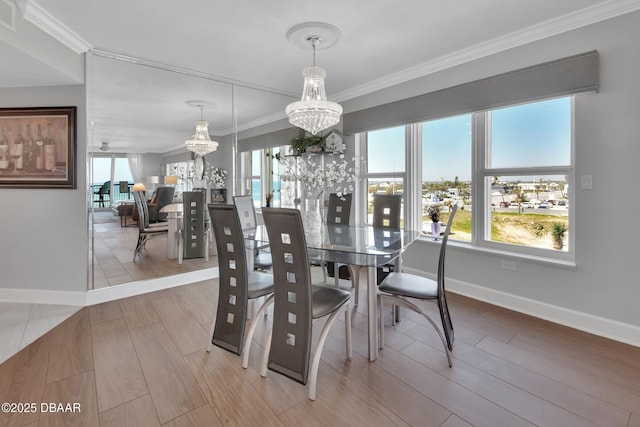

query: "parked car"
left=538, top=202, right=552, bottom=209
left=509, top=202, right=520, bottom=208
left=499, top=201, right=509, bottom=207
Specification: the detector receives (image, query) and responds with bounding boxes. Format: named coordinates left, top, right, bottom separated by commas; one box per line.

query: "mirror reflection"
left=88, top=53, right=294, bottom=290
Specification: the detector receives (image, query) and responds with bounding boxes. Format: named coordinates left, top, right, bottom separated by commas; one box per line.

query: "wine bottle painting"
left=0, top=107, right=76, bottom=189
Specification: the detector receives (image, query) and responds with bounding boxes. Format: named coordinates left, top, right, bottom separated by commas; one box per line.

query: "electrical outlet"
left=501, top=260, right=516, bottom=271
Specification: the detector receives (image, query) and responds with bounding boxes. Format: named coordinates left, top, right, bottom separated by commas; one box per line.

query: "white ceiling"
left=3, top=0, right=640, bottom=153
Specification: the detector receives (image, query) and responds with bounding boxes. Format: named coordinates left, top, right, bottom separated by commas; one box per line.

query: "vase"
left=431, top=221, right=441, bottom=240
left=301, top=198, right=323, bottom=232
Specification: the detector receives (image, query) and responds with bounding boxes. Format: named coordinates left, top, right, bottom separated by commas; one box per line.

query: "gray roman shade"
left=238, top=127, right=303, bottom=152
left=343, top=50, right=599, bottom=134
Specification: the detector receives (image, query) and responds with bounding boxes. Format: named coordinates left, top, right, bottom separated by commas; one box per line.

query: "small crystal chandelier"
left=185, top=101, right=219, bottom=156
left=285, top=23, right=342, bottom=136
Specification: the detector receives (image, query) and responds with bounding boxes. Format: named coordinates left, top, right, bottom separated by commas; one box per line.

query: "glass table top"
left=245, top=224, right=420, bottom=268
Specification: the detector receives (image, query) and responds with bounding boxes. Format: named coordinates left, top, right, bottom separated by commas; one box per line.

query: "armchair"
left=147, top=186, right=175, bottom=223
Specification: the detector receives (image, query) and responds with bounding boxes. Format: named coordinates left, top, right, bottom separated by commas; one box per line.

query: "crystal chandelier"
left=285, top=24, right=342, bottom=136
left=185, top=101, right=219, bottom=156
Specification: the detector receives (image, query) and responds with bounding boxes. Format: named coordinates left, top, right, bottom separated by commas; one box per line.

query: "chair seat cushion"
left=248, top=271, right=274, bottom=299
left=147, top=222, right=168, bottom=229
left=255, top=253, right=272, bottom=268
left=311, top=285, right=351, bottom=319
left=379, top=272, right=438, bottom=300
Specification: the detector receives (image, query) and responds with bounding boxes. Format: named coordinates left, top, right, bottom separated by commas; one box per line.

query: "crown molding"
left=333, top=0, right=640, bottom=103
left=16, top=0, right=91, bottom=53
left=0, top=0, right=16, bottom=31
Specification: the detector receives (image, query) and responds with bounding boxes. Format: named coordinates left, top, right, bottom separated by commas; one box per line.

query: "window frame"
left=361, top=95, right=575, bottom=263
left=358, top=128, right=408, bottom=226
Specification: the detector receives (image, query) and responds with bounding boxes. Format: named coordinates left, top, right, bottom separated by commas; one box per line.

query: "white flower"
left=174, top=164, right=227, bottom=188
left=278, top=153, right=355, bottom=201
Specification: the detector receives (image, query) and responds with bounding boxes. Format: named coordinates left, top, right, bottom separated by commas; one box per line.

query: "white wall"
left=0, top=85, right=88, bottom=293
left=386, top=11, right=640, bottom=342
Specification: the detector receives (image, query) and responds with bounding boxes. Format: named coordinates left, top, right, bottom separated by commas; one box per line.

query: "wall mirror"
left=87, top=52, right=294, bottom=291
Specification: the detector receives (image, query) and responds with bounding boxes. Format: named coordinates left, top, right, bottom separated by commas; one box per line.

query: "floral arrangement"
left=428, top=204, right=441, bottom=223
left=174, top=163, right=227, bottom=188
left=206, top=165, right=227, bottom=188
left=277, top=151, right=355, bottom=201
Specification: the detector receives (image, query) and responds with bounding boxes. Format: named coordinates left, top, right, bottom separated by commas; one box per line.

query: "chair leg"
left=378, top=293, right=385, bottom=349
left=308, top=303, right=348, bottom=401
left=344, top=304, right=352, bottom=359
left=349, top=265, right=360, bottom=307
left=177, top=230, right=183, bottom=265
left=260, top=328, right=273, bottom=378
left=380, top=294, right=452, bottom=367
left=204, top=230, right=209, bottom=262
left=242, top=294, right=274, bottom=369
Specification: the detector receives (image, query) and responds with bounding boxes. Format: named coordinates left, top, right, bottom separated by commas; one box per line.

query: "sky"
left=367, top=97, right=571, bottom=182
left=91, top=157, right=133, bottom=185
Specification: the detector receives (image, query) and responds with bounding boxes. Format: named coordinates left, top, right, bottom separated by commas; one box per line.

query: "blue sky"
left=368, top=97, right=571, bottom=182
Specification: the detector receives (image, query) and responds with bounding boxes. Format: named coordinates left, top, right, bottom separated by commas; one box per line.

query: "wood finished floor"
left=1, top=277, right=639, bottom=427
left=92, top=211, right=216, bottom=288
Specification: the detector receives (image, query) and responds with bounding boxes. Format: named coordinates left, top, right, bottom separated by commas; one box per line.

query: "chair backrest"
left=261, top=207, right=313, bottom=384
left=182, top=191, right=206, bottom=259
left=208, top=204, right=250, bottom=354
left=100, top=180, right=111, bottom=195
left=119, top=181, right=130, bottom=195
left=133, top=190, right=150, bottom=230
left=437, top=203, right=458, bottom=348
left=326, top=193, right=352, bottom=225
left=372, top=194, right=401, bottom=228
left=153, top=186, right=176, bottom=209
left=234, top=195, right=257, bottom=230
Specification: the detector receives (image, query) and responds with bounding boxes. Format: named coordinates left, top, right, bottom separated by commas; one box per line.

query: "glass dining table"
left=246, top=222, right=421, bottom=361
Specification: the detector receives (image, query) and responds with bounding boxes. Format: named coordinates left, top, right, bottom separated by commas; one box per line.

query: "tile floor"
left=0, top=302, right=80, bottom=364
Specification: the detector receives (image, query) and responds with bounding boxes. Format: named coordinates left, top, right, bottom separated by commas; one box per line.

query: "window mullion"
left=472, top=112, right=486, bottom=246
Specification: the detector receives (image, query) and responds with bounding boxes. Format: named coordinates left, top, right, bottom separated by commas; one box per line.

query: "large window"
left=91, top=154, right=134, bottom=208
left=422, top=114, right=472, bottom=241
left=362, top=96, right=573, bottom=260
left=481, top=97, right=572, bottom=254
left=166, top=160, right=194, bottom=194
left=364, top=126, right=405, bottom=224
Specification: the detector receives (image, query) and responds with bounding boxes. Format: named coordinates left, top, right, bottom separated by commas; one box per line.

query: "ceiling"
left=3, top=0, right=639, bottom=153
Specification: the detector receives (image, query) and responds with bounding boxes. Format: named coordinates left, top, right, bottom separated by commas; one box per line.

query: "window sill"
left=416, top=235, right=577, bottom=269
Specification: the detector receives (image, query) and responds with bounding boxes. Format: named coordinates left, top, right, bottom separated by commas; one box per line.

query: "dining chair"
left=233, top=195, right=272, bottom=270
left=206, top=204, right=274, bottom=360
left=324, top=193, right=361, bottom=305
left=132, top=190, right=168, bottom=262
left=260, top=207, right=352, bottom=400
left=118, top=180, right=130, bottom=199
left=378, top=204, right=458, bottom=367
left=177, top=191, right=209, bottom=264
left=94, top=180, right=110, bottom=207
left=373, top=194, right=402, bottom=284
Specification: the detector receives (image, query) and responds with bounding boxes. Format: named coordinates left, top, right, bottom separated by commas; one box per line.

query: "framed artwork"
left=210, top=188, right=227, bottom=204
left=0, top=106, right=76, bottom=189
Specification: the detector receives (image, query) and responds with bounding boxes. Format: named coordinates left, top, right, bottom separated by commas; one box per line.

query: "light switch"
left=580, top=175, right=593, bottom=190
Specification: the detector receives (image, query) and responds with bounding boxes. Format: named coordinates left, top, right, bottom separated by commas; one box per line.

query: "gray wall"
left=393, top=11, right=640, bottom=330
left=0, top=11, right=638, bottom=341
left=0, top=85, right=88, bottom=292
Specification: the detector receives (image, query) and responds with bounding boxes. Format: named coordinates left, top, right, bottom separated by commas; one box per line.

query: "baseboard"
left=86, top=267, right=219, bottom=306
left=0, top=287, right=87, bottom=306
left=403, top=267, right=640, bottom=348
left=0, top=268, right=219, bottom=307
